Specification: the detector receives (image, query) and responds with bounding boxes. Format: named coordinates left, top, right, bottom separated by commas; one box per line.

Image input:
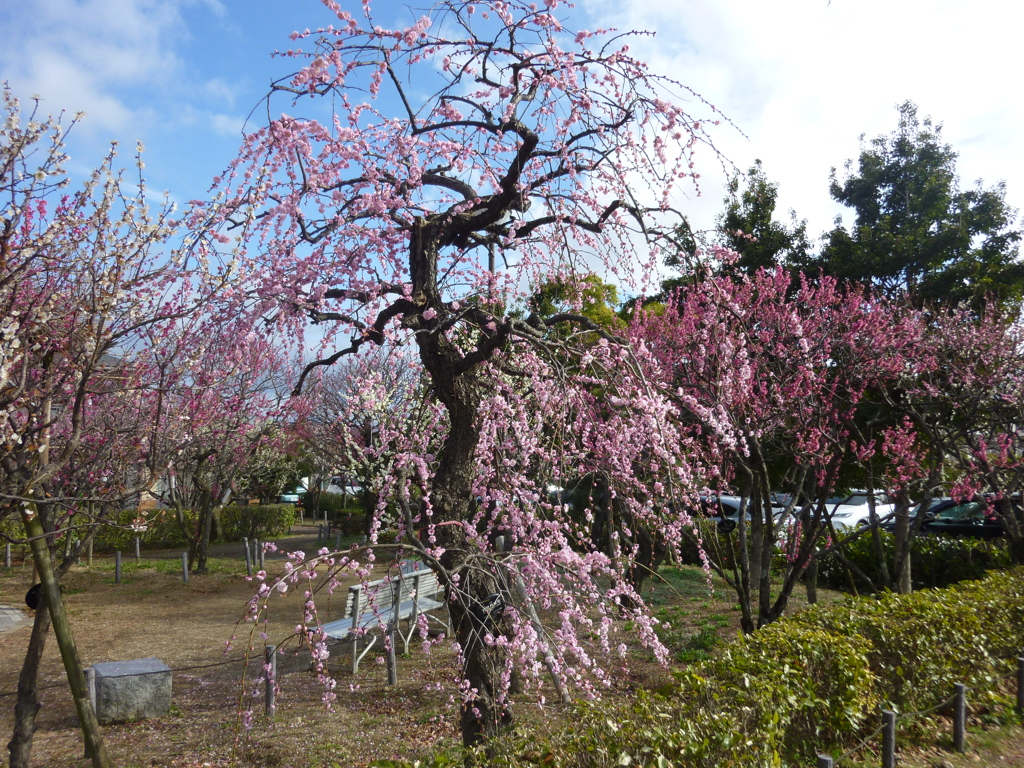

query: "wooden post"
left=134, top=537, right=141, bottom=563
left=881, top=709, right=896, bottom=768
left=953, top=683, right=967, bottom=752
left=4, top=542, right=10, bottom=568
left=181, top=552, right=189, bottom=585
left=816, top=755, right=833, bottom=768
left=1017, top=657, right=1024, bottom=716
left=264, top=645, right=277, bottom=720
left=114, top=551, right=121, bottom=584
left=21, top=503, right=111, bottom=767
left=335, top=531, right=341, bottom=550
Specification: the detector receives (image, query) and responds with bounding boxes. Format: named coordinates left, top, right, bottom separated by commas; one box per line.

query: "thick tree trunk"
left=7, top=604, right=51, bottom=768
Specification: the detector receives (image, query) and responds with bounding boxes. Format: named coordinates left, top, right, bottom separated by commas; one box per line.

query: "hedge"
left=89, top=504, right=296, bottom=551
left=476, top=567, right=1024, bottom=767
left=818, top=530, right=1012, bottom=592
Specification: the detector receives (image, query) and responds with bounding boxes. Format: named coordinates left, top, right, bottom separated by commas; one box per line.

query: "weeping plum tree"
left=205, top=0, right=725, bottom=746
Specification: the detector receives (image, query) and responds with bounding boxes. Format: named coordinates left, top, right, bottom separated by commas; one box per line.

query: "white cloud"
left=582, top=0, right=1024, bottom=240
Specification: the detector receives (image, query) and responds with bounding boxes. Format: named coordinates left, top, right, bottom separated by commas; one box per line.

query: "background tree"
left=813, top=101, right=1023, bottom=308
left=0, top=86, right=230, bottom=768
left=301, top=347, right=441, bottom=538
left=207, top=0, right=724, bottom=745
left=717, top=160, right=810, bottom=278
left=152, top=325, right=295, bottom=574
left=633, top=268, right=926, bottom=629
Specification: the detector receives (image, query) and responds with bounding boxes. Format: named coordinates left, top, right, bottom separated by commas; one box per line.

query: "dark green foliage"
left=306, top=492, right=370, bottom=535
left=807, top=101, right=1023, bottom=309
left=818, top=530, right=1012, bottom=592
left=717, top=160, right=811, bottom=277
left=219, top=503, right=296, bottom=541
left=92, top=504, right=296, bottom=551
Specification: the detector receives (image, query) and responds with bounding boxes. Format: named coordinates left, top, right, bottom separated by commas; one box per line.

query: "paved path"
left=0, top=603, right=30, bottom=633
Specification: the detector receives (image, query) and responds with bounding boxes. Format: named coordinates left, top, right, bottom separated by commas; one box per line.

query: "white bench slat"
left=313, top=564, right=449, bottom=673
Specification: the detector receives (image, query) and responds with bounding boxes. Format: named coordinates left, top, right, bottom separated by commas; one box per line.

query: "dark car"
left=908, top=497, right=1023, bottom=539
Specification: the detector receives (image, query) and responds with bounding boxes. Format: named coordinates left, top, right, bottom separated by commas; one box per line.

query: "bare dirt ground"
left=1, top=530, right=1022, bottom=767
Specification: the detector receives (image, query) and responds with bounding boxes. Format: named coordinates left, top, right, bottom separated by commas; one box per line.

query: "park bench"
left=317, top=563, right=449, bottom=673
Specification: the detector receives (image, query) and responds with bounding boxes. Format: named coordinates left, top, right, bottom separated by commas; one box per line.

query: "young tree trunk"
left=196, top=495, right=215, bottom=574
left=803, top=558, right=818, bottom=604
left=892, top=497, right=912, bottom=594
left=7, top=604, right=51, bottom=768
left=21, top=504, right=110, bottom=767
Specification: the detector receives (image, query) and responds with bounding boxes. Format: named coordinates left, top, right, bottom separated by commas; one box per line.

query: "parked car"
left=917, top=497, right=1022, bottom=539
left=280, top=487, right=305, bottom=504
left=825, top=492, right=895, bottom=531
left=698, top=495, right=788, bottom=533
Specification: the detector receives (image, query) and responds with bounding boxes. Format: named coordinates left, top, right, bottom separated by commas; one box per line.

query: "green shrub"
left=818, top=531, right=1012, bottom=592
left=220, top=503, right=295, bottom=541
left=92, top=508, right=191, bottom=551
left=482, top=567, right=1024, bottom=767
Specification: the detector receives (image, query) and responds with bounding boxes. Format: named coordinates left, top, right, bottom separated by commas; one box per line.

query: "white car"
left=826, top=492, right=895, bottom=531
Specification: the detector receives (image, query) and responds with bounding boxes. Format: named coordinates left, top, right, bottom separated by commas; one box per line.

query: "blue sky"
left=3, top=0, right=1021, bottom=259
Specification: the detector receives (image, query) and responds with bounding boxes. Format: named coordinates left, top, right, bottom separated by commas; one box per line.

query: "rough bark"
left=7, top=604, right=51, bottom=768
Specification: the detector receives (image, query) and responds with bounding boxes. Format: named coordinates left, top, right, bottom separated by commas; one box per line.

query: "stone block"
left=87, top=657, right=172, bottom=724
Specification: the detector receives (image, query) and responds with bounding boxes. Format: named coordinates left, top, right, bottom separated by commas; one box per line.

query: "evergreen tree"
left=814, top=101, right=1023, bottom=308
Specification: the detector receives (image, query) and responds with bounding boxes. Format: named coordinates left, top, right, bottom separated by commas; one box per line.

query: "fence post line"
left=1017, top=657, right=1024, bottom=716
left=115, top=550, right=122, bottom=583
left=181, top=552, right=189, bottom=585
left=265, top=644, right=277, bottom=720
left=134, top=536, right=141, bottom=563
left=953, top=683, right=967, bottom=752
left=881, top=709, right=896, bottom=768
left=816, top=755, right=833, bottom=768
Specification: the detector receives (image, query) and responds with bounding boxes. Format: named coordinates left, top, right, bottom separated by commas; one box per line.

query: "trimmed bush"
left=220, top=503, right=295, bottom=541
left=481, top=567, right=1024, bottom=767
left=818, top=530, right=1012, bottom=592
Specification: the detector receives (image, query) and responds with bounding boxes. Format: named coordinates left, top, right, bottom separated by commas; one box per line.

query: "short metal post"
left=265, top=644, right=277, bottom=719
left=881, top=709, right=896, bottom=768
left=816, top=755, right=833, bottom=768
left=4, top=543, right=10, bottom=568
left=181, top=552, right=189, bottom=585
left=87, top=538, right=93, bottom=567
left=953, top=683, right=967, bottom=752
left=1017, top=657, right=1024, bottom=716
left=386, top=579, right=399, bottom=686
left=244, top=538, right=252, bottom=577
left=134, top=536, right=141, bottom=563
left=257, top=540, right=264, bottom=570
left=115, top=551, right=122, bottom=583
